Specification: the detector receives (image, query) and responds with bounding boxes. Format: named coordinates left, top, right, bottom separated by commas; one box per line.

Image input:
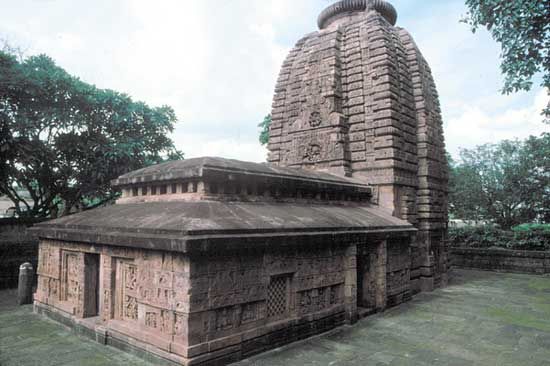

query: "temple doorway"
left=83, top=253, right=100, bottom=318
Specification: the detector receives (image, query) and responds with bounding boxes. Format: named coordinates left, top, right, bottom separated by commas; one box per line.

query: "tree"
left=523, top=133, right=550, bottom=222
left=462, top=0, right=550, bottom=117
left=462, top=0, right=549, bottom=93
left=448, top=134, right=550, bottom=229
left=258, top=114, right=271, bottom=146
left=448, top=154, right=486, bottom=222
left=0, top=51, right=183, bottom=218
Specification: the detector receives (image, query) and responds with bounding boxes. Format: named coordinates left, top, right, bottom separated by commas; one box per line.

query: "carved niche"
left=298, top=284, right=343, bottom=315
left=61, top=251, right=80, bottom=303
left=119, top=261, right=138, bottom=321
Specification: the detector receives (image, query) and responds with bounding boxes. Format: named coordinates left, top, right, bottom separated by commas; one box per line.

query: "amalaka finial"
left=317, top=0, right=398, bottom=29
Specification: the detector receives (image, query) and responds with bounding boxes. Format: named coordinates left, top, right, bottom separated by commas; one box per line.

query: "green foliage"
left=448, top=134, right=549, bottom=229
left=448, top=226, right=550, bottom=251
left=0, top=50, right=183, bottom=218
left=462, top=0, right=550, bottom=98
left=512, top=223, right=550, bottom=233
left=258, top=114, right=271, bottom=146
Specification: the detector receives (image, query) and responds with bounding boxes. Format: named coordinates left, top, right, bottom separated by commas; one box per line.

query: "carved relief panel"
left=275, top=29, right=349, bottom=172
left=298, top=284, right=343, bottom=315
left=61, top=251, right=80, bottom=304
left=116, top=260, right=138, bottom=321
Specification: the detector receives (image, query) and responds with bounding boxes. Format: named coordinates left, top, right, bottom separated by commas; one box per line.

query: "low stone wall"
left=0, top=218, right=42, bottom=289
left=451, top=247, right=550, bottom=275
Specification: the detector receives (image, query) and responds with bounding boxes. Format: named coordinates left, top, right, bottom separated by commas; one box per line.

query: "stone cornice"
left=317, top=0, right=398, bottom=29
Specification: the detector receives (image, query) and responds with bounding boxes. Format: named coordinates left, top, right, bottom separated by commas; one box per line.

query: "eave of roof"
left=32, top=201, right=415, bottom=253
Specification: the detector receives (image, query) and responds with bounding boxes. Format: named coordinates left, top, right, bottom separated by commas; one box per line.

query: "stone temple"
left=32, top=1, right=448, bottom=365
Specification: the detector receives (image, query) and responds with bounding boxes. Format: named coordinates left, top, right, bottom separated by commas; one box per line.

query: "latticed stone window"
left=267, top=274, right=292, bottom=318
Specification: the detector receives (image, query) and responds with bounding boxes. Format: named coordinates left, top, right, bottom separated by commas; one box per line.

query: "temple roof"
left=112, top=156, right=370, bottom=189
left=33, top=201, right=414, bottom=253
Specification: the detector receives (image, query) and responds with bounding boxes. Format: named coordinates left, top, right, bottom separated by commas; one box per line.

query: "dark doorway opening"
left=83, top=253, right=100, bottom=317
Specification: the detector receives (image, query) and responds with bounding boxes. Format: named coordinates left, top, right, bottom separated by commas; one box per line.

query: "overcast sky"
left=2, top=0, right=548, bottom=162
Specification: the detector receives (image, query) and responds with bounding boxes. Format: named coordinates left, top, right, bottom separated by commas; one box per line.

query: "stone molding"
left=451, top=247, right=550, bottom=275
left=317, top=0, right=398, bottom=29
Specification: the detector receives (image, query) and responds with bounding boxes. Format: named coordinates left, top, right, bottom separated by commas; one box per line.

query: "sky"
left=1, top=0, right=548, bottom=162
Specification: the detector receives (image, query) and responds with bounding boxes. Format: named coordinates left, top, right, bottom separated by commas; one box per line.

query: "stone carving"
left=120, top=262, right=139, bottom=321
left=174, top=313, right=186, bottom=337
left=308, top=111, right=322, bottom=128
left=330, top=284, right=343, bottom=305
left=46, top=278, right=59, bottom=299
left=159, top=310, right=172, bottom=334
left=124, top=296, right=138, bottom=320
left=145, top=312, right=157, bottom=328
left=299, top=287, right=326, bottom=314
left=303, top=144, right=322, bottom=162
left=62, top=251, right=80, bottom=303
left=240, top=302, right=264, bottom=325
left=124, top=264, right=137, bottom=291
left=298, top=284, right=343, bottom=315
left=103, top=289, right=111, bottom=319
left=215, top=307, right=235, bottom=331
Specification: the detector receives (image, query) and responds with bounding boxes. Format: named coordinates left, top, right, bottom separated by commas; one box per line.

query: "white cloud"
left=1, top=0, right=547, bottom=163
left=174, top=132, right=268, bottom=163
left=446, top=88, right=550, bottom=157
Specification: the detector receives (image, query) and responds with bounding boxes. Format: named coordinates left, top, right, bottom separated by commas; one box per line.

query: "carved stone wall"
left=357, top=240, right=386, bottom=310
left=399, top=29, right=449, bottom=290
left=385, top=237, right=411, bottom=306
left=184, top=241, right=351, bottom=360
left=269, top=28, right=350, bottom=175
left=269, top=6, right=448, bottom=293
left=35, top=240, right=191, bottom=354
left=36, top=235, right=393, bottom=364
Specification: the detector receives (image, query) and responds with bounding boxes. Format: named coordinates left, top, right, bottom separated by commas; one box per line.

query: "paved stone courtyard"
left=1, top=269, right=550, bottom=366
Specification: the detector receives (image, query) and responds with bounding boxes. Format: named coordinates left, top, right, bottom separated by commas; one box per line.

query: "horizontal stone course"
left=451, top=247, right=550, bottom=274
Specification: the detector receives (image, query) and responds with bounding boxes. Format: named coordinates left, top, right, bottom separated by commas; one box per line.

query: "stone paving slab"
left=1, top=270, right=550, bottom=366
left=237, top=270, right=550, bottom=366
left=0, top=290, right=151, bottom=366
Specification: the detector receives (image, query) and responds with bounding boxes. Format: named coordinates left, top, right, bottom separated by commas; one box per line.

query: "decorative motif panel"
left=62, top=251, right=80, bottom=303
left=298, top=284, right=343, bottom=315
left=120, top=261, right=138, bottom=321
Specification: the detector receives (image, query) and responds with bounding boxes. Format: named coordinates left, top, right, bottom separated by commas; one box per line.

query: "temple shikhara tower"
left=32, top=1, right=448, bottom=365
left=268, top=0, right=449, bottom=292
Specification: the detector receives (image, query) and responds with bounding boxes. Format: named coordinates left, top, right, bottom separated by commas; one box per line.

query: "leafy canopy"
left=463, top=0, right=550, bottom=95
left=448, top=134, right=550, bottom=229
left=0, top=51, right=183, bottom=217
left=258, top=114, right=271, bottom=146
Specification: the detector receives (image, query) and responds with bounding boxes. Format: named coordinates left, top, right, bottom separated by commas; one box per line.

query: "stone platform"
left=2, top=270, right=550, bottom=366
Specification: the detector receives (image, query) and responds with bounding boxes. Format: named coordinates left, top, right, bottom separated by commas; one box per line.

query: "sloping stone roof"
left=111, top=157, right=370, bottom=189
left=33, top=201, right=414, bottom=253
